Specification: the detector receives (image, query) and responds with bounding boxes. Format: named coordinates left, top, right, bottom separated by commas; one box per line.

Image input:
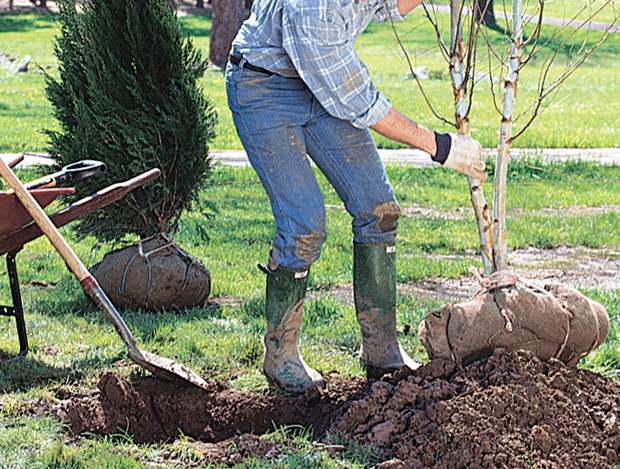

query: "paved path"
left=212, top=148, right=620, bottom=168
left=3, top=148, right=620, bottom=169
left=209, top=148, right=620, bottom=168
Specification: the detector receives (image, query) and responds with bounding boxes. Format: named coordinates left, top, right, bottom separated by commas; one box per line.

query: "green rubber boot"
left=354, top=243, right=419, bottom=378
left=262, top=266, right=324, bottom=393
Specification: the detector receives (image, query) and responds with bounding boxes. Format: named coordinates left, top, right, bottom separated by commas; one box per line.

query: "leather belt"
left=229, top=55, right=274, bottom=75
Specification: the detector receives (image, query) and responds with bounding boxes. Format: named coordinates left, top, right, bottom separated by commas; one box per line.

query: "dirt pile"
left=53, top=373, right=366, bottom=444
left=176, top=434, right=282, bottom=466
left=52, top=350, right=620, bottom=467
left=334, top=349, right=620, bottom=468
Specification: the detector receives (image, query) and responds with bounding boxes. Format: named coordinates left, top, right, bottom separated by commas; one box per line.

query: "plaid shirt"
left=231, top=0, right=404, bottom=129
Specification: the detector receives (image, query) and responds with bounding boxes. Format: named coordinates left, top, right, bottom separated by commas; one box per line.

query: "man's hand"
left=369, top=108, right=487, bottom=181
left=444, top=134, right=487, bottom=182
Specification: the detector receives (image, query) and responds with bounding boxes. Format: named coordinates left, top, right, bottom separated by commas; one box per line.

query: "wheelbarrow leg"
left=5, top=250, right=28, bottom=358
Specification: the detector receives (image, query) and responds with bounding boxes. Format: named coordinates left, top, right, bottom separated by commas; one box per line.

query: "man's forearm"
left=397, top=0, right=423, bottom=16
left=370, top=107, right=437, bottom=155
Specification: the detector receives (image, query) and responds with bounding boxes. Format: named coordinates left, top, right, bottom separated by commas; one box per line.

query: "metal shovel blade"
left=128, top=348, right=211, bottom=390
left=87, top=282, right=210, bottom=391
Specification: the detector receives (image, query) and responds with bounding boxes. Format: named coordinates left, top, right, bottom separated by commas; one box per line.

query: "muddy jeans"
left=226, top=61, right=400, bottom=271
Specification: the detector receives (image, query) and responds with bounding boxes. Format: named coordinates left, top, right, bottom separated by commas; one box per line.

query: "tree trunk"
left=196, top=0, right=204, bottom=8
left=492, top=0, right=523, bottom=271
left=209, top=0, right=245, bottom=68
left=449, top=0, right=495, bottom=275
left=475, top=0, right=496, bottom=25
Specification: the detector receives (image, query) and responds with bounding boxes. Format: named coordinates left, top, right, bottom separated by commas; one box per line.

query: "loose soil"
left=322, top=246, right=620, bottom=304
left=52, top=373, right=367, bottom=444
left=335, top=350, right=620, bottom=467
left=50, top=350, right=619, bottom=467
left=399, top=204, right=620, bottom=221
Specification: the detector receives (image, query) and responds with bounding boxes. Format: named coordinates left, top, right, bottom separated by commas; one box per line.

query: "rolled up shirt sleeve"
left=281, top=7, right=392, bottom=129
left=373, top=0, right=404, bottom=23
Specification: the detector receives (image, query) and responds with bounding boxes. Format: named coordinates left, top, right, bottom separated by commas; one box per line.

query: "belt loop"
left=239, top=57, right=247, bottom=68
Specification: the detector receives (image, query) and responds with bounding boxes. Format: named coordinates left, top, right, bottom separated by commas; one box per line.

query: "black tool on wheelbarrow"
left=25, top=160, right=107, bottom=190
left=0, top=157, right=210, bottom=391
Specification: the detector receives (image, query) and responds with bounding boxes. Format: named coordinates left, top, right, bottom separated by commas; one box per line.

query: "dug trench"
left=49, top=349, right=620, bottom=467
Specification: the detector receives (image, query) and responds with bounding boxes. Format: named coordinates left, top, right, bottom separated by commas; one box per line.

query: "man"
left=226, top=0, right=486, bottom=393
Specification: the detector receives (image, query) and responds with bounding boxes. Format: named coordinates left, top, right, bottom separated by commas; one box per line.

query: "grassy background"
left=1, top=161, right=619, bottom=466
left=430, top=0, right=620, bottom=24
left=0, top=4, right=619, bottom=153
left=0, top=3, right=619, bottom=467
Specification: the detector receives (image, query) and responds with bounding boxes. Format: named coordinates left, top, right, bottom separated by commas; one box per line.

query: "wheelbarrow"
left=0, top=155, right=208, bottom=389
left=0, top=155, right=209, bottom=391
left=0, top=155, right=157, bottom=358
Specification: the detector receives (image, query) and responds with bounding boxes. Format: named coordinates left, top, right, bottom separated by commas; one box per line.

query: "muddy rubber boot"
left=262, top=266, right=324, bottom=393
left=354, top=243, right=420, bottom=378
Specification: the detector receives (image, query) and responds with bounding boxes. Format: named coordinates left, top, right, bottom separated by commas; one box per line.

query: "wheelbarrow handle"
left=26, top=160, right=108, bottom=190
left=4, top=154, right=24, bottom=169
left=0, top=157, right=92, bottom=282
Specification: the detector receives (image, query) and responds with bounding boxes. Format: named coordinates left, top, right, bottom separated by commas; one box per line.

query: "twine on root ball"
left=418, top=271, right=609, bottom=367
left=91, top=234, right=211, bottom=311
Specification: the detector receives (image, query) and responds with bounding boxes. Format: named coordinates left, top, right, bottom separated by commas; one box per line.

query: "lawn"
left=0, top=7, right=619, bottom=153
left=1, top=4, right=620, bottom=467
left=1, top=160, right=619, bottom=466
left=430, top=0, right=620, bottom=25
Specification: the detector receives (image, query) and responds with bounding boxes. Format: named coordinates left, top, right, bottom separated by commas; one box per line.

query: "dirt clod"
left=334, top=350, right=620, bottom=468
left=190, top=434, right=282, bottom=466
left=51, top=351, right=620, bottom=467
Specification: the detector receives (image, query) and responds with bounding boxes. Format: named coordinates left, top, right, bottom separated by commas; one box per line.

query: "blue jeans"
left=226, top=62, right=400, bottom=271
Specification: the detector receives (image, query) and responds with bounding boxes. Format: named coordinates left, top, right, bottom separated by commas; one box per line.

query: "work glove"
left=434, top=133, right=487, bottom=182
left=444, top=134, right=487, bottom=181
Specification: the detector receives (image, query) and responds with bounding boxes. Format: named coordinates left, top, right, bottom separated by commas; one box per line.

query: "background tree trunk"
left=475, top=0, right=496, bottom=25
left=196, top=0, right=204, bottom=8
left=209, top=0, right=246, bottom=68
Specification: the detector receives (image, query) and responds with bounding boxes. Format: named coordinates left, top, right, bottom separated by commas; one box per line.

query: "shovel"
left=0, top=157, right=210, bottom=391
left=25, top=160, right=107, bottom=190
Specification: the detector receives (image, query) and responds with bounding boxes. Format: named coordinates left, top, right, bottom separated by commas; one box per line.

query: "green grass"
left=1, top=5, right=619, bottom=466
left=0, top=161, right=619, bottom=466
left=430, top=0, right=619, bottom=24
left=1, top=9, right=620, bottom=153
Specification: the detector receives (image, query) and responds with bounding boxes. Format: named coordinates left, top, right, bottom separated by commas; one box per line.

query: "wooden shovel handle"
left=0, top=157, right=90, bottom=282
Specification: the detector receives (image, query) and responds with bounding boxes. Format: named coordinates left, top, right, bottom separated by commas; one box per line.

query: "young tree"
left=46, top=0, right=218, bottom=310
left=413, top=0, right=616, bottom=368
left=397, top=0, right=617, bottom=273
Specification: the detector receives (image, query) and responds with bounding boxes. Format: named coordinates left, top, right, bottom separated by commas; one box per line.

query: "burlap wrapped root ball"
left=91, top=235, right=211, bottom=311
left=418, top=272, right=609, bottom=366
